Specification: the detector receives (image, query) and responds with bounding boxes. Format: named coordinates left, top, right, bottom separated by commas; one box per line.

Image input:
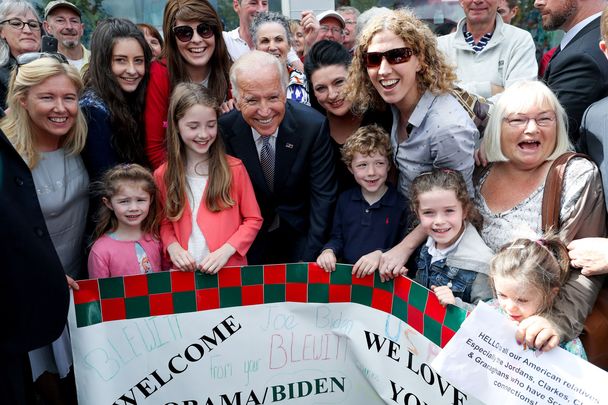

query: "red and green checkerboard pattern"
left=73, top=263, right=467, bottom=348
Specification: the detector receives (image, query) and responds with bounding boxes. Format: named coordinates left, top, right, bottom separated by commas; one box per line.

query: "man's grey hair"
left=356, top=7, right=392, bottom=38
left=230, top=50, right=288, bottom=99
left=250, top=11, right=292, bottom=48
left=0, top=0, right=41, bottom=66
left=337, top=6, right=360, bottom=18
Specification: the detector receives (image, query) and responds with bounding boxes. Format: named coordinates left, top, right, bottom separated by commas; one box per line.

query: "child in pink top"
left=88, top=164, right=164, bottom=278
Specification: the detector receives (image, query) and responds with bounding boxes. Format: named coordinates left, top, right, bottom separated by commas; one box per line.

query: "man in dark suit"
left=536, top=0, right=608, bottom=144
left=0, top=130, right=70, bottom=403
left=572, top=7, right=608, bottom=272
left=219, top=51, right=337, bottom=265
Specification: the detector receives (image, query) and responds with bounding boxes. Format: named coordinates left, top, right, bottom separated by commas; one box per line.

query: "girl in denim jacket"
left=411, top=169, right=493, bottom=311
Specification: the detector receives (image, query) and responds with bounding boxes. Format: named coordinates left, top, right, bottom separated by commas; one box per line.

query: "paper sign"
left=432, top=301, right=607, bottom=405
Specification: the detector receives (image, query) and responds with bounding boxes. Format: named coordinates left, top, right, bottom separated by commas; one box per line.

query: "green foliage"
left=218, top=0, right=239, bottom=31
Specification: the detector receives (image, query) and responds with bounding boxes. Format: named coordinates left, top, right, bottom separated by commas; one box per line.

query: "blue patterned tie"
left=260, top=136, right=274, bottom=191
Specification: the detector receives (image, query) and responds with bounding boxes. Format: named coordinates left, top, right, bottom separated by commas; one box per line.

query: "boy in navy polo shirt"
left=316, top=124, right=407, bottom=277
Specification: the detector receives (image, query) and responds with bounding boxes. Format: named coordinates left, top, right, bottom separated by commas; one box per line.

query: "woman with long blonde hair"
left=1, top=54, right=88, bottom=403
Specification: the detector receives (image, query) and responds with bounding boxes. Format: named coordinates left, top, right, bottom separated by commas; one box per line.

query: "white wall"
left=281, top=0, right=335, bottom=19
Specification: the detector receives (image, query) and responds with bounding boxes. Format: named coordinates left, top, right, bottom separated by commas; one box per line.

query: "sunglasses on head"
left=364, top=47, right=413, bottom=68
left=173, top=22, right=214, bottom=42
left=16, top=52, right=68, bottom=67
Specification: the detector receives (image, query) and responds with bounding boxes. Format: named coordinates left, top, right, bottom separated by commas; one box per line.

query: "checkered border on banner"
left=73, top=263, right=467, bottom=347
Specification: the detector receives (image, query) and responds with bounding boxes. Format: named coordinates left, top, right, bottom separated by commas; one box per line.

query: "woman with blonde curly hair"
left=346, top=9, right=479, bottom=280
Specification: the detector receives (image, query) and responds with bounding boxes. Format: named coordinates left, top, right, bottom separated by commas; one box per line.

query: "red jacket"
left=154, top=156, right=263, bottom=267
left=145, top=61, right=170, bottom=169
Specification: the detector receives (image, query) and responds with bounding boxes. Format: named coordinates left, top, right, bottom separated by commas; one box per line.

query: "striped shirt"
left=463, top=23, right=493, bottom=53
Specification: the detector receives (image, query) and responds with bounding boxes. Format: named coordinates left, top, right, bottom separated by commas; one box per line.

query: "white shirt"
left=186, top=175, right=210, bottom=264
left=560, top=12, right=602, bottom=50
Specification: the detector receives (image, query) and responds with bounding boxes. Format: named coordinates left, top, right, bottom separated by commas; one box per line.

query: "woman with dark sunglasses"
left=346, top=9, right=478, bottom=280
left=0, top=0, right=42, bottom=110
left=144, top=0, right=232, bottom=169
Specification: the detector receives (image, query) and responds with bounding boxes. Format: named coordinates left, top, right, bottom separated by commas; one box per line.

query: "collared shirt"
left=390, top=90, right=478, bottom=199
left=323, top=185, right=407, bottom=264
left=223, top=27, right=250, bottom=62
left=425, top=230, right=465, bottom=264
left=252, top=127, right=278, bottom=159
left=463, top=23, right=493, bottom=53
left=560, top=12, right=602, bottom=50
left=223, top=27, right=302, bottom=64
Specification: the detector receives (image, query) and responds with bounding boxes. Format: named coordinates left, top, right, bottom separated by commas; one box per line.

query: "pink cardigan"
left=154, top=156, right=263, bottom=267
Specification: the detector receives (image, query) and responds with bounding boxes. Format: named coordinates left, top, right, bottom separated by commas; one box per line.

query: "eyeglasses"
left=0, top=18, right=41, bottom=31
left=173, top=23, right=214, bottom=42
left=364, top=47, right=413, bottom=68
left=16, top=52, right=68, bottom=67
left=319, top=25, right=343, bottom=36
left=503, top=114, right=556, bottom=128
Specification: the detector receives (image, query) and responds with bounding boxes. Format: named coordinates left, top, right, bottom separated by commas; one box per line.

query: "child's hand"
left=167, top=242, right=197, bottom=272
left=353, top=250, right=382, bottom=278
left=316, top=249, right=337, bottom=272
left=431, top=285, right=456, bottom=307
left=515, top=315, right=560, bottom=352
left=199, top=244, right=236, bottom=274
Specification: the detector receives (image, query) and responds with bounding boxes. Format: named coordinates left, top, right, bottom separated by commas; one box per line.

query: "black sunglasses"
left=16, top=52, right=68, bottom=67
left=173, top=23, right=214, bottom=42
left=364, top=47, right=413, bottom=68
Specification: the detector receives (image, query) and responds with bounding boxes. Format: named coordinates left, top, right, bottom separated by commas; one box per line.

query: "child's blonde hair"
left=490, top=234, right=570, bottom=315
left=341, top=124, right=392, bottom=167
left=164, top=82, right=234, bottom=220
left=410, top=168, right=482, bottom=230
left=92, top=164, right=159, bottom=241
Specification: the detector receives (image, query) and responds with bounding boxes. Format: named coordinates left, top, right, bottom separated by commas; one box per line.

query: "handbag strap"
left=541, top=152, right=591, bottom=232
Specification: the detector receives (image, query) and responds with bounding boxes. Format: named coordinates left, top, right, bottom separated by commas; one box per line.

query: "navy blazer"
left=219, top=100, right=337, bottom=262
left=543, top=16, right=608, bottom=144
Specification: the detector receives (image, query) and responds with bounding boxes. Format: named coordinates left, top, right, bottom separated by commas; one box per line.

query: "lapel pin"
left=285, top=143, right=294, bottom=149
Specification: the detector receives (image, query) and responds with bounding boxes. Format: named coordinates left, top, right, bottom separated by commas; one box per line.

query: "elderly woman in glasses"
left=474, top=80, right=605, bottom=353
left=1, top=55, right=88, bottom=403
left=251, top=12, right=309, bottom=106
left=0, top=0, right=42, bottom=110
left=144, top=0, right=232, bottom=168
left=346, top=9, right=478, bottom=278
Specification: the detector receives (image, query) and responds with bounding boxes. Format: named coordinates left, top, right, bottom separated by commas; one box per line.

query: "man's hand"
left=300, top=10, right=320, bottom=51
left=568, top=238, right=608, bottom=276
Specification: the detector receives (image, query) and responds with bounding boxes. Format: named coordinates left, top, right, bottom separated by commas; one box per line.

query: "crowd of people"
left=2, top=0, right=608, bottom=402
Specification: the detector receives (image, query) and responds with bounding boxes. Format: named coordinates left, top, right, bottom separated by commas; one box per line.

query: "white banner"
left=68, top=299, right=483, bottom=405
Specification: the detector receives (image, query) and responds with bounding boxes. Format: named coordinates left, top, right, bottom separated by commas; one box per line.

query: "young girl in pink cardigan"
left=155, top=83, right=262, bottom=273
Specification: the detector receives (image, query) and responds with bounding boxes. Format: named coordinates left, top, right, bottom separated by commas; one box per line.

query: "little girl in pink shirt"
left=88, top=164, right=164, bottom=278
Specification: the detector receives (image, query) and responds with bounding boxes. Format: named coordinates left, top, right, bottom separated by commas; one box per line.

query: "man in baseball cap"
left=316, top=10, right=345, bottom=44
left=43, top=0, right=89, bottom=73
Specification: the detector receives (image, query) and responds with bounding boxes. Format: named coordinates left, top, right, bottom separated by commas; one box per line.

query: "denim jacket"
left=415, top=222, right=493, bottom=311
